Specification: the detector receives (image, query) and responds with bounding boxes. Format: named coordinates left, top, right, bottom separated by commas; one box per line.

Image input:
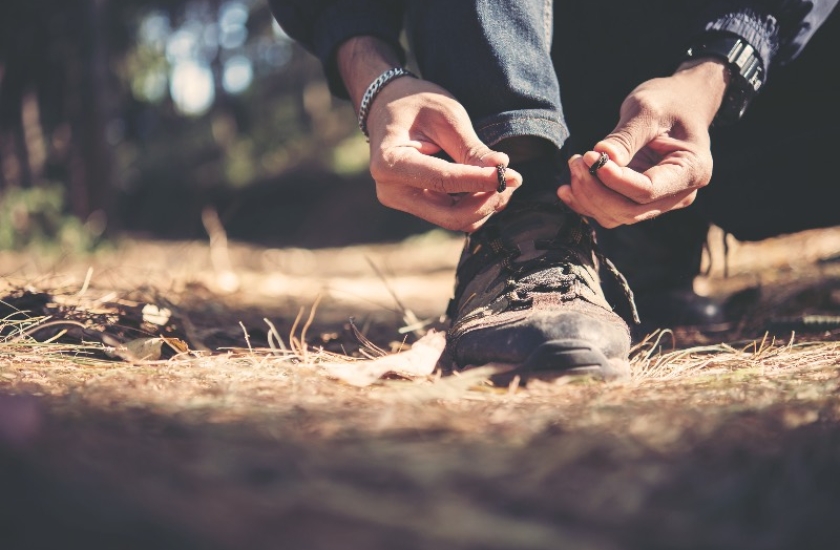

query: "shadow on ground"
left=2, top=390, right=840, bottom=550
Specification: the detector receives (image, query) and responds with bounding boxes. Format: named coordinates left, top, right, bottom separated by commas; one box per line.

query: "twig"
left=349, top=316, right=387, bottom=358
left=8, top=320, right=90, bottom=343
left=365, top=256, right=424, bottom=337
left=365, top=256, right=407, bottom=313
left=77, top=267, right=94, bottom=296
left=299, top=294, right=323, bottom=362
left=202, top=206, right=239, bottom=291
left=264, top=318, right=288, bottom=354
left=239, top=321, right=253, bottom=354
left=289, top=306, right=306, bottom=357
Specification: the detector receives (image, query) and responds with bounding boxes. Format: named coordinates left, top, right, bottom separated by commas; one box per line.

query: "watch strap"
left=686, top=33, right=765, bottom=125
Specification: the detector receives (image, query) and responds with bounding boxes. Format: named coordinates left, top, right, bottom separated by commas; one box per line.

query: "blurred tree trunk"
left=0, top=40, right=33, bottom=189
left=0, top=0, right=119, bottom=231
left=66, top=0, right=117, bottom=230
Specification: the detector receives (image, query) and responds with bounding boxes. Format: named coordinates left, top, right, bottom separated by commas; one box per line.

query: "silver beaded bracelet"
left=357, top=67, right=417, bottom=138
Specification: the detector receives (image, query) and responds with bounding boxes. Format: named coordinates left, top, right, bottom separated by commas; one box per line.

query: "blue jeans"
left=405, top=1, right=840, bottom=243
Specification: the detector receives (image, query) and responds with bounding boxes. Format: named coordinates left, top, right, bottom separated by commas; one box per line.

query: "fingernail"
left=504, top=168, right=522, bottom=186
left=557, top=185, right=571, bottom=202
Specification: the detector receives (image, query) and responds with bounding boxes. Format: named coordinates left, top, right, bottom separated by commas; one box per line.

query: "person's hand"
left=338, top=37, right=521, bottom=232
left=365, top=76, right=521, bottom=232
left=558, top=59, right=730, bottom=228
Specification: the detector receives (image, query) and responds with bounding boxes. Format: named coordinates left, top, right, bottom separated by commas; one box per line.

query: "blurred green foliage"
left=0, top=0, right=369, bottom=246
left=0, top=185, right=105, bottom=251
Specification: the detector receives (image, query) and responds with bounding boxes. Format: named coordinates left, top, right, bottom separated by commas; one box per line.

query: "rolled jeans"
left=405, top=1, right=840, bottom=291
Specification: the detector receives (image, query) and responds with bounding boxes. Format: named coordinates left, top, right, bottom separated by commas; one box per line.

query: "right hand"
left=558, top=59, right=728, bottom=228
left=364, top=76, right=521, bottom=232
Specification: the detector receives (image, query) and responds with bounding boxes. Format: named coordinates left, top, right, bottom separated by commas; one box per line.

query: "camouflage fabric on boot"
left=445, top=193, right=636, bottom=381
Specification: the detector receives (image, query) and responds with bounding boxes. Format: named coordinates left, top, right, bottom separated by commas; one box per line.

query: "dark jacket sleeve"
left=694, top=1, right=838, bottom=77
left=267, top=0, right=406, bottom=98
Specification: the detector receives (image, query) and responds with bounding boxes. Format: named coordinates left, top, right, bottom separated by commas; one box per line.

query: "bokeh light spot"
left=170, top=61, right=215, bottom=116
left=222, top=56, right=254, bottom=95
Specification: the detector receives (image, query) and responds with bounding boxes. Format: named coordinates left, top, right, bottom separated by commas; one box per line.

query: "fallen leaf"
left=162, top=337, right=189, bottom=354
left=107, top=337, right=164, bottom=361
left=321, top=330, right=446, bottom=387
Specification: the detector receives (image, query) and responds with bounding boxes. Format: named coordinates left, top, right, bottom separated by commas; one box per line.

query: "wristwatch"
left=685, top=33, right=765, bottom=126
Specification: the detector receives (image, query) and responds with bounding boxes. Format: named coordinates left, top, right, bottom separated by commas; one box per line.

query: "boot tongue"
left=491, top=195, right=587, bottom=259
left=488, top=194, right=640, bottom=323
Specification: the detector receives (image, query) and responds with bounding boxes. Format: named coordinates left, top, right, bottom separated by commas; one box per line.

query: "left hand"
left=558, top=59, right=730, bottom=228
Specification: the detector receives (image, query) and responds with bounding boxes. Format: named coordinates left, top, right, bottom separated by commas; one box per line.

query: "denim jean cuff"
left=473, top=109, right=570, bottom=154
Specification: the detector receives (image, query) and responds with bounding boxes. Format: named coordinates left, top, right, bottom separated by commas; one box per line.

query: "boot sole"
left=485, top=339, right=630, bottom=384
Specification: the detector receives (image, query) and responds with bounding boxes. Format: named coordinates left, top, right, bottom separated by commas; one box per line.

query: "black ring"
left=496, top=165, right=507, bottom=193
left=588, top=152, right=609, bottom=176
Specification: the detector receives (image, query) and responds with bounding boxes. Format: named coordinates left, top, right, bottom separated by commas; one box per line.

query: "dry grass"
left=2, top=228, right=840, bottom=549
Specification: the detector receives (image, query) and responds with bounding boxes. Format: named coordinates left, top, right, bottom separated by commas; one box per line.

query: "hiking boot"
left=445, top=191, right=636, bottom=382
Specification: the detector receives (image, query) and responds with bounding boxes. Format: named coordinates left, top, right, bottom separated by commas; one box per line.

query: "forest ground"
left=2, top=225, right=840, bottom=550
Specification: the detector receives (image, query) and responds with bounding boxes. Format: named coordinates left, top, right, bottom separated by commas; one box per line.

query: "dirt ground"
left=2, top=226, right=840, bottom=550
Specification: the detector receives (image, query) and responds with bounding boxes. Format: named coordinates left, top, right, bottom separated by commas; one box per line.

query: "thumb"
left=594, top=110, right=661, bottom=167
left=454, top=133, right=509, bottom=169
left=431, top=111, right=510, bottom=168
left=446, top=130, right=521, bottom=190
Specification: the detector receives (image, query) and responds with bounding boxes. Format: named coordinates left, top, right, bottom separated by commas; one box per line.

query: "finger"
left=563, top=156, right=698, bottom=227
left=583, top=146, right=709, bottom=204
left=594, top=109, right=661, bottom=168
left=425, top=111, right=510, bottom=169
left=377, top=185, right=515, bottom=231
left=557, top=184, right=598, bottom=220
left=558, top=163, right=623, bottom=227
left=582, top=149, right=660, bottom=204
left=627, top=189, right=698, bottom=223
left=560, top=180, right=697, bottom=228
left=566, top=155, right=648, bottom=227
left=447, top=190, right=518, bottom=232
left=374, top=146, right=522, bottom=194
left=602, top=188, right=698, bottom=227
